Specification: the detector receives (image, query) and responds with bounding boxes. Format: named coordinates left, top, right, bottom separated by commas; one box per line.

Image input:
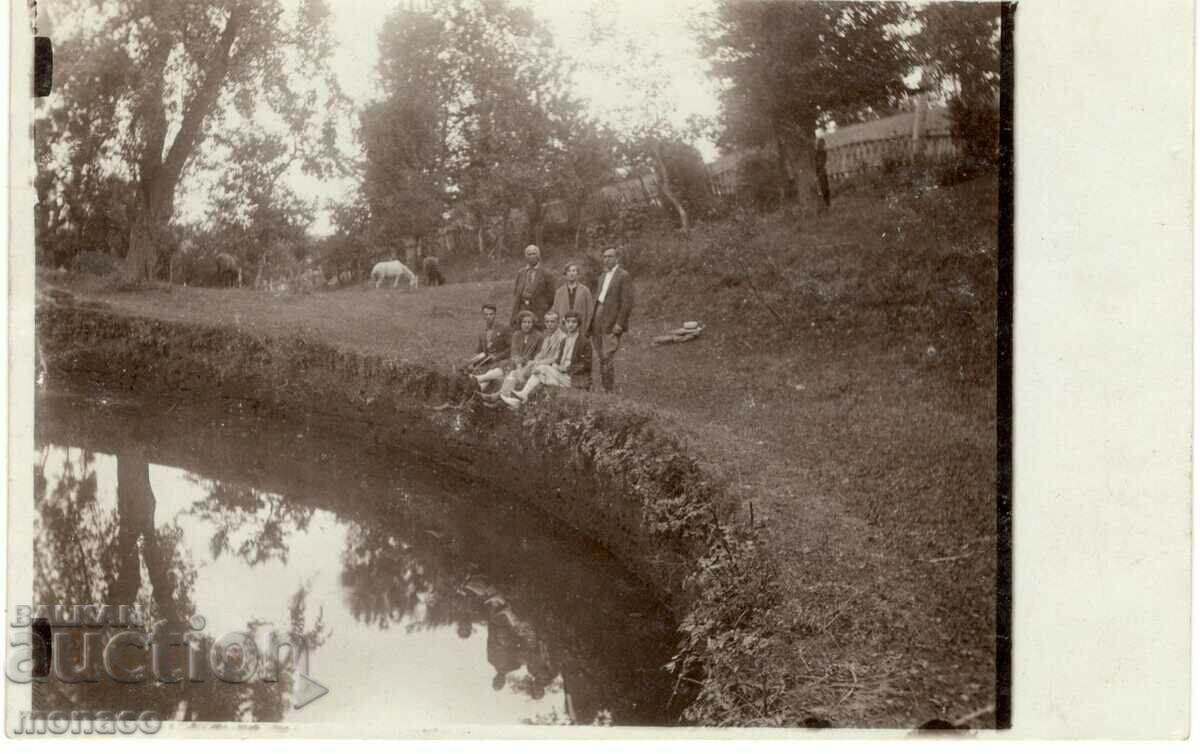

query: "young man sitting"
left=462, top=303, right=511, bottom=375
left=502, top=311, right=592, bottom=407
left=475, top=310, right=542, bottom=392
left=482, top=310, right=566, bottom=402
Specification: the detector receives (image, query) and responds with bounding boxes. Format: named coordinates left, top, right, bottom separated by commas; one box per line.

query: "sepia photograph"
left=11, top=0, right=1013, bottom=735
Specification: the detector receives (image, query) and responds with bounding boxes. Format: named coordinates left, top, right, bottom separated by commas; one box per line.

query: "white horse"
left=370, top=260, right=419, bottom=290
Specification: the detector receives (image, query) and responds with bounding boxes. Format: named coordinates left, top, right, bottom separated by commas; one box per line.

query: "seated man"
left=482, top=310, right=566, bottom=402
left=475, top=310, right=542, bottom=392
left=462, top=303, right=511, bottom=375
left=503, top=311, right=592, bottom=406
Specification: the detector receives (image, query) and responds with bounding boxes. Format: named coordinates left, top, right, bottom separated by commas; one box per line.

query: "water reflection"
left=32, top=391, right=680, bottom=727
left=33, top=449, right=326, bottom=722
left=187, top=478, right=315, bottom=567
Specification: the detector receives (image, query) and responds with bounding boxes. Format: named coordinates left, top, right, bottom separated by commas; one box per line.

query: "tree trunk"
left=126, top=203, right=165, bottom=282
left=528, top=195, right=545, bottom=248
left=403, top=235, right=418, bottom=269
left=123, top=6, right=244, bottom=283
left=571, top=195, right=587, bottom=251
left=652, top=142, right=689, bottom=233
left=774, top=132, right=796, bottom=202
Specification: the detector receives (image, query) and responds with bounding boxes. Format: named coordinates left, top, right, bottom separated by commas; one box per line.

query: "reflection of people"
left=588, top=248, right=634, bottom=392
left=503, top=312, right=591, bottom=406
left=813, top=137, right=831, bottom=209
left=552, top=263, right=594, bottom=338
left=462, top=304, right=511, bottom=374
left=486, top=609, right=522, bottom=691
left=484, top=603, right=559, bottom=700
left=522, top=635, right=558, bottom=701
left=475, top=310, right=542, bottom=392
left=512, top=245, right=556, bottom=329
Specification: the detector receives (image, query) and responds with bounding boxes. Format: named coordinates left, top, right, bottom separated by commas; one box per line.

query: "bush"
left=736, top=154, right=788, bottom=212
left=949, top=96, right=1000, bottom=168
left=72, top=249, right=120, bottom=276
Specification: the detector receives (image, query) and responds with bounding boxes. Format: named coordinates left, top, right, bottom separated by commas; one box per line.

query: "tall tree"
left=369, top=0, right=574, bottom=257
left=579, top=9, right=706, bottom=233
left=35, top=11, right=135, bottom=266
left=914, top=3, right=1002, bottom=166
left=41, top=0, right=346, bottom=282
left=201, top=131, right=317, bottom=286
left=556, top=113, right=620, bottom=250
left=360, top=93, right=447, bottom=259
left=702, top=0, right=914, bottom=213
left=914, top=2, right=1001, bottom=105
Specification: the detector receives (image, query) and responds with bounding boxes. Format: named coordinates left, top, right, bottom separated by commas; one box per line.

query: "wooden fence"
left=826, top=132, right=960, bottom=182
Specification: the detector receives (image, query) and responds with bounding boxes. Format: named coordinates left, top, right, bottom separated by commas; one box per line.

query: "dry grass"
left=38, top=174, right=1000, bottom=727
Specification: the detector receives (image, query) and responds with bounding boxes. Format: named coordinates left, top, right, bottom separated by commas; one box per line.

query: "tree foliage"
left=702, top=0, right=914, bottom=212
left=363, top=0, right=585, bottom=258
left=914, top=3, right=1002, bottom=167
left=37, top=0, right=347, bottom=281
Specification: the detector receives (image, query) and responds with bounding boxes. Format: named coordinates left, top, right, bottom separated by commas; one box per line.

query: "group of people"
left=461, top=245, right=634, bottom=408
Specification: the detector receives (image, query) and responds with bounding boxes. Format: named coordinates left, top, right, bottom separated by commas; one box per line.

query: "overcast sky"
left=44, top=0, right=722, bottom=234
left=295, top=0, right=722, bottom=234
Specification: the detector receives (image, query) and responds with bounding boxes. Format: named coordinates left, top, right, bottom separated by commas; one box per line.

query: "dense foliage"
left=35, top=0, right=1001, bottom=284
left=36, top=0, right=346, bottom=281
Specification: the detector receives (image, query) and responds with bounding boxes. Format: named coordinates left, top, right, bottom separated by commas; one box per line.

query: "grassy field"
left=40, top=173, right=999, bottom=726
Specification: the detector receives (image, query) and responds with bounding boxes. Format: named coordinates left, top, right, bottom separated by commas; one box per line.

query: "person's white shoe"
left=500, top=394, right=521, bottom=408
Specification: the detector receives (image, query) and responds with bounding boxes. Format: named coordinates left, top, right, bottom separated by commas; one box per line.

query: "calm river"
left=30, top=389, right=680, bottom=728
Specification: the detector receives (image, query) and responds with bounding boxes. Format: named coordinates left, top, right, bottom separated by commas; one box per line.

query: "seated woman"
left=475, top=310, right=542, bottom=392
left=482, top=310, right=566, bottom=402
left=502, top=311, right=591, bottom=406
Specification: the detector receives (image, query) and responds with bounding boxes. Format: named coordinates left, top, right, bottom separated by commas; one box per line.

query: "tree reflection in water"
left=34, top=437, right=672, bottom=726
left=33, top=448, right=326, bottom=722
left=338, top=520, right=608, bottom=722
left=184, top=477, right=314, bottom=566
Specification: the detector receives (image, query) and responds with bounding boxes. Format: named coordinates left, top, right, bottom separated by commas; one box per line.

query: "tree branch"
left=161, top=6, right=244, bottom=191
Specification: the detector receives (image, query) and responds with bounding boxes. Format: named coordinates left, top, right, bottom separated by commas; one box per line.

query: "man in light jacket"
left=588, top=247, right=634, bottom=392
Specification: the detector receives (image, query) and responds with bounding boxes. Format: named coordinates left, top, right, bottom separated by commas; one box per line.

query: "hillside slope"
left=39, top=173, right=1000, bottom=727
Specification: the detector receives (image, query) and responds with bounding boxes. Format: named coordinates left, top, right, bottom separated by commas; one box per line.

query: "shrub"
left=949, top=95, right=1001, bottom=169
left=72, top=249, right=120, bottom=276
left=736, top=153, right=788, bottom=212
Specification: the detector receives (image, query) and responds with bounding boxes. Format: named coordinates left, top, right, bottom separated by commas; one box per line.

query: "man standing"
left=552, top=262, right=594, bottom=338
left=813, top=137, right=831, bottom=210
left=589, top=247, right=634, bottom=392
left=512, top=245, right=555, bottom=330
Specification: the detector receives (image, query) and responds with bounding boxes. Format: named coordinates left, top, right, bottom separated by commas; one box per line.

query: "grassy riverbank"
left=37, top=174, right=999, bottom=727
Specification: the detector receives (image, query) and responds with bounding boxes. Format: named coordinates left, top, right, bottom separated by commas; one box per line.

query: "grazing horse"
left=370, top=260, right=419, bottom=290
left=215, top=253, right=243, bottom=288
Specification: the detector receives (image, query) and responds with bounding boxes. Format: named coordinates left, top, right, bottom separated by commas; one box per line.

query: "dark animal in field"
left=422, top=256, right=445, bottom=286
left=370, top=260, right=418, bottom=289
left=215, top=253, right=243, bottom=288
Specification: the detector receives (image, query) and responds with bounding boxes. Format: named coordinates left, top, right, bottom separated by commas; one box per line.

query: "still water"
left=31, top=390, right=679, bottom=728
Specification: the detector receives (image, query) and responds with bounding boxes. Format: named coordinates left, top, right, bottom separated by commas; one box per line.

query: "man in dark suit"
left=461, top=303, right=511, bottom=374
left=589, top=247, right=634, bottom=392
left=511, top=245, right=555, bottom=330
left=813, top=137, right=831, bottom=210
